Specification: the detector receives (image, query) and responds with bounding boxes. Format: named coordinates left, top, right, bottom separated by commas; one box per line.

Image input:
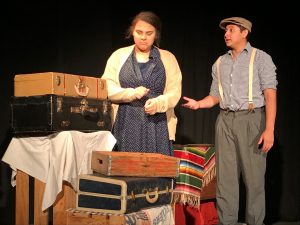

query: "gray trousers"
left=215, top=108, right=267, bottom=225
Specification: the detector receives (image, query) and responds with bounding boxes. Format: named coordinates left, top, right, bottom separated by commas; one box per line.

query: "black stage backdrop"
left=0, top=1, right=299, bottom=224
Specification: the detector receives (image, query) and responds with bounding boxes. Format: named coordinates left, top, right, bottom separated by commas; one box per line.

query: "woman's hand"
left=144, top=99, right=157, bottom=115
left=134, top=86, right=149, bottom=99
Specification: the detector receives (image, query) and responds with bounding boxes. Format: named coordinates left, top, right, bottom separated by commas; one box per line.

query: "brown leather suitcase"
left=91, top=151, right=180, bottom=177
left=14, top=72, right=107, bottom=99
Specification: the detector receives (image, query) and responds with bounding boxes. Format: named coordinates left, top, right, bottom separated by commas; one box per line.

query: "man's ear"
left=242, top=29, right=249, bottom=38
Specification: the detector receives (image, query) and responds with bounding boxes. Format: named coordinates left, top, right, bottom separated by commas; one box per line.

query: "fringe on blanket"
left=173, top=166, right=217, bottom=208
left=202, top=165, right=216, bottom=188
left=173, top=192, right=201, bottom=209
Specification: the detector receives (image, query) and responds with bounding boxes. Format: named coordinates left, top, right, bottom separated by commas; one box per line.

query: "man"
left=182, top=17, right=277, bottom=225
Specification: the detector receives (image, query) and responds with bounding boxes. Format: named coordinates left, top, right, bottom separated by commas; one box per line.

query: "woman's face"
left=132, top=20, right=156, bottom=53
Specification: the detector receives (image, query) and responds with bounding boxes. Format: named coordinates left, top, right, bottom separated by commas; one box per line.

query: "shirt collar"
left=227, top=42, right=253, bottom=56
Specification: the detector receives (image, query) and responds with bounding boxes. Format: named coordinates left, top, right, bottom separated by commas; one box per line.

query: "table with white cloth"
left=1, top=130, right=116, bottom=225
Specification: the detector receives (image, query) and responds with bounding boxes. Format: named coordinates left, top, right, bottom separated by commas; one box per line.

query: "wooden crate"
left=91, top=151, right=180, bottom=177
left=66, top=209, right=125, bottom=225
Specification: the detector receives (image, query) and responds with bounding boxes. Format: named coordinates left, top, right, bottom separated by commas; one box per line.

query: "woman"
left=101, top=11, right=182, bottom=155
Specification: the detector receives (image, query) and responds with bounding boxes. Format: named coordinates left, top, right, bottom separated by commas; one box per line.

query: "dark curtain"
left=0, top=1, right=299, bottom=224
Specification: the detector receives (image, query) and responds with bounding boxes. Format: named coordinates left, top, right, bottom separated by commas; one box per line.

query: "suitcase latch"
left=70, top=99, right=98, bottom=114
left=98, top=79, right=105, bottom=89
left=130, top=191, right=136, bottom=201
left=61, top=120, right=70, bottom=127
left=56, top=75, right=61, bottom=86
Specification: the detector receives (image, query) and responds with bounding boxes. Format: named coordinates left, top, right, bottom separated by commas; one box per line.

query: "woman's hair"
left=126, top=11, right=162, bottom=47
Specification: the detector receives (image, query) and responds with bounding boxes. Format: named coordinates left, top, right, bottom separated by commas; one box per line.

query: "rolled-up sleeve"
left=258, top=50, right=278, bottom=90
left=209, top=62, right=220, bottom=98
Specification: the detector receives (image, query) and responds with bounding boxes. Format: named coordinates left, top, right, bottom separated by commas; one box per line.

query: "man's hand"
left=182, top=96, right=199, bottom=110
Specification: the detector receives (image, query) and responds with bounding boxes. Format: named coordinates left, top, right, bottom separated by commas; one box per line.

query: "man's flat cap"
left=219, top=17, right=252, bottom=32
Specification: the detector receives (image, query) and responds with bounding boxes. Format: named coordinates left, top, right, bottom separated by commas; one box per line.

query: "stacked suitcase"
left=76, top=151, right=180, bottom=214
left=11, top=72, right=112, bottom=133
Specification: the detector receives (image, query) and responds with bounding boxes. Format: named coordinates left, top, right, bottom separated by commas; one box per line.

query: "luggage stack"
left=10, top=72, right=179, bottom=224
left=76, top=151, right=180, bottom=215
left=11, top=72, right=112, bottom=134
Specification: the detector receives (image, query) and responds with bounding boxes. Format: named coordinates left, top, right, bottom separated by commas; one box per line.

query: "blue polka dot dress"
left=112, top=47, right=173, bottom=156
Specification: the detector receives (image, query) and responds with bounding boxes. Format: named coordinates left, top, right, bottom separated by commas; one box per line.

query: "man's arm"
left=258, top=88, right=277, bottom=152
left=182, top=95, right=219, bottom=110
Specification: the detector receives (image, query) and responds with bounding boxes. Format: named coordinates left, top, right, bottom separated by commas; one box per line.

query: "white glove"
left=144, top=98, right=157, bottom=115
left=134, top=86, right=149, bottom=99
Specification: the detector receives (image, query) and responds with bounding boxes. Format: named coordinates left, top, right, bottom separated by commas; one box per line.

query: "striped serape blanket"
left=173, top=144, right=216, bottom=208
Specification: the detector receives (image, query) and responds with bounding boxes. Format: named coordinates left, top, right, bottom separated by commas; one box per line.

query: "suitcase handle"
left=82, top=110, right=99, bottom=121
left=74, top=77, right=89, bottom=97
left=145, top=190, right=159, bottom=204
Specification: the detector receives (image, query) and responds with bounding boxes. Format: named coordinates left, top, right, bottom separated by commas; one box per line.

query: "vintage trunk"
left=14, top=72, right=107, bottom=99
left=91, top=151, right=180, bottom=177
left=11, top=95, right=112, bottom=134
left=66, top=204, right=174, bottom=225
left=76, top=174, right=173, bottom=214
left=66, top=209, right=126, bottom=225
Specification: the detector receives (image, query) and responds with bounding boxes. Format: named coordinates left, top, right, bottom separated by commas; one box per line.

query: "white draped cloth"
left=1, top=131, right=116, bottom=211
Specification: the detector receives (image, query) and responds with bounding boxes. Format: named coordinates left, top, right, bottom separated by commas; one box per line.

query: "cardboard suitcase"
left=11, top=94, right=112, bottom=134
left=14, top=72, right=107, bottom=99
left=91, top=151, right=180, bottom=177
left=76, top=174, right=174, bottom=214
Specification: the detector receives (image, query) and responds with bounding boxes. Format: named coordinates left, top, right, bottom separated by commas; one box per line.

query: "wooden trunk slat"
left=16, top=170, right=29, bottom=225
left=34, top=179, right=48, bottom=225
left=53, top=182, right=76, bottom=225
left=66, top=211, right=125, bottom=225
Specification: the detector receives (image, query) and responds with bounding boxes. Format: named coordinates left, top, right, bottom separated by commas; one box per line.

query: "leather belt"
left=221, top=106, right=265, bottom=115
